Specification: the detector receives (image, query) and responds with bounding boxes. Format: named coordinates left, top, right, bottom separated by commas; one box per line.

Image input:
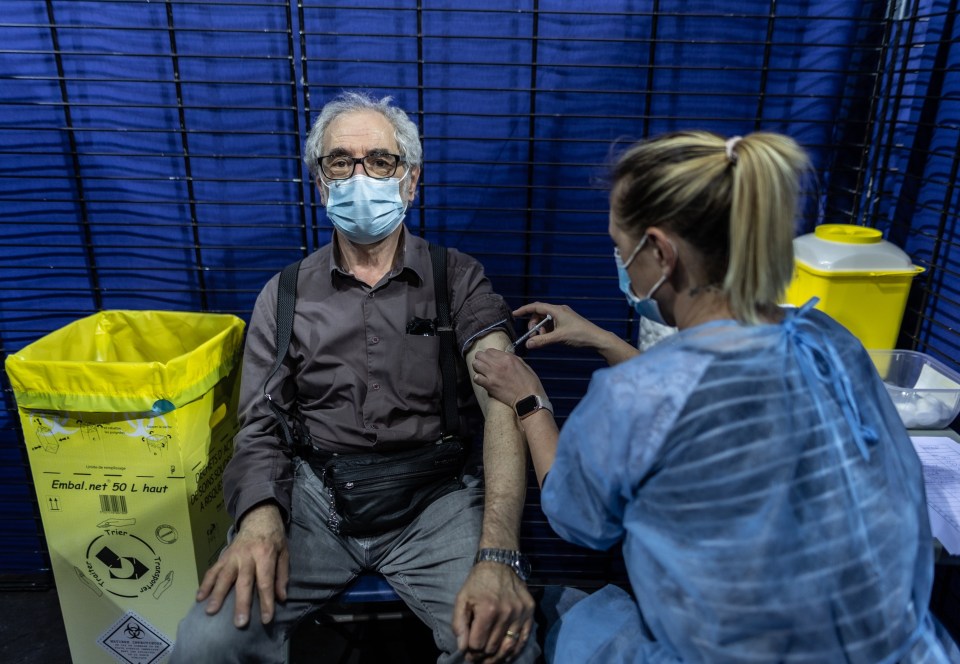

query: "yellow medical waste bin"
left=784, top=224, right=924, bottom=350
left=4, top=310, right=245, bottom=664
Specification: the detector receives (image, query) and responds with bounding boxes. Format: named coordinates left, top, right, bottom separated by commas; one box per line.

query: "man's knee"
left=171, top=599, right=280, bottom=664
left=171, top=605, right=225, bottom=662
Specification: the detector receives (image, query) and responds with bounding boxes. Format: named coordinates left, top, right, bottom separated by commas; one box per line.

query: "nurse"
left=472, top=131, right=960, bottom=662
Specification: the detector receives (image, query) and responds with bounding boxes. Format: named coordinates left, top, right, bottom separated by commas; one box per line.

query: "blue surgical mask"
left=324, top=173, right=408, bottom=244
left=614, top=233, right=669, bottom=326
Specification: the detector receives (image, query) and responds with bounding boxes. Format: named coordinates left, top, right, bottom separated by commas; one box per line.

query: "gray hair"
left=303, top=91, right=422, bottom=177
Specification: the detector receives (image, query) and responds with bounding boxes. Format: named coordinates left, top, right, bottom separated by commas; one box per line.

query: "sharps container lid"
left=793, top=224, right=919, bottom=274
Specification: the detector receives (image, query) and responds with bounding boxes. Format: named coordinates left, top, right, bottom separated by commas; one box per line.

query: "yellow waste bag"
left=5, top=310, right=245, bottom=414
left=4, top=310, right=245, bottom=663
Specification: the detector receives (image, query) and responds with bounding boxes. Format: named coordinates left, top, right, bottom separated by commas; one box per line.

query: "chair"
left=287, top=573, right=439, bottom=664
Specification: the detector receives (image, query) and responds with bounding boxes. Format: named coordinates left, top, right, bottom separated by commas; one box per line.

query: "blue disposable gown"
left=541, top=302, right=960, bottom=663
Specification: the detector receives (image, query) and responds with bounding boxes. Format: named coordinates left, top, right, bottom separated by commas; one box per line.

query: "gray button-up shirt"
left=223, top=228, right=514, bottom=522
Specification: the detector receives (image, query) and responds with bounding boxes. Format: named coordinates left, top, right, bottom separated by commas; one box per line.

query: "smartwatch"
left=515, top=394, right=553, bottom=420
left=474, top=548, right=532, bottom=582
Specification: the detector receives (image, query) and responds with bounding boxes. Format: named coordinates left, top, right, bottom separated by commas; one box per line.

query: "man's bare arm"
left=451, top=330, right=534, bottom=662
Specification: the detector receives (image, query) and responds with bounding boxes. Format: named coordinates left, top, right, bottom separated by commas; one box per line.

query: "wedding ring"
left=505, top=630, right=520, bottom=640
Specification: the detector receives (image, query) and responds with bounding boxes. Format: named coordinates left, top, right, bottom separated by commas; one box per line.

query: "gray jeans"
left=171, top=458, right=540, bottom=663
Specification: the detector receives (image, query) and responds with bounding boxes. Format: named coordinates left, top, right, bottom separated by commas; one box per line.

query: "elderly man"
left=171, top=91, right=539, bottom=663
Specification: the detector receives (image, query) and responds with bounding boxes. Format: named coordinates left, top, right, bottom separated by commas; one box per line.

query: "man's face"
left=318, top=109, right=419, bottom=205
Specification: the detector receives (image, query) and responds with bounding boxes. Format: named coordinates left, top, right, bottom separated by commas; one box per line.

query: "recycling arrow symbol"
left=96, top=546, right=149, bottom=580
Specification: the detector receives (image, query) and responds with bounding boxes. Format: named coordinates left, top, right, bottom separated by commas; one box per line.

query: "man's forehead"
left=324, top=110, right=397, bottom=153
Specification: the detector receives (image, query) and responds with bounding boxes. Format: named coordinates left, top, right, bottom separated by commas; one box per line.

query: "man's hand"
left=195, top=502, right=289, bottom=628
left=452, top=562, right=535, bottom=662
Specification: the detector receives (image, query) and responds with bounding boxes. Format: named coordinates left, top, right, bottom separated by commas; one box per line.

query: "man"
left=172, top=91, right=539, bottom=664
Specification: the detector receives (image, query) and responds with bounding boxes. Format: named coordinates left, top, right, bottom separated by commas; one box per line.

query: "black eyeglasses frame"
left=317, top=152, right=405, bottom=180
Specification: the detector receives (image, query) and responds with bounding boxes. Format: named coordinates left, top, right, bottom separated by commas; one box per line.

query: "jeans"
left=171, top=458, right=540, bottom=663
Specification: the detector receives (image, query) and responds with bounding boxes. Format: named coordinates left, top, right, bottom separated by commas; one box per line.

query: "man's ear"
left=316, top=175, right=328, bottom=206
left=404, top=166, right=421, bottom=203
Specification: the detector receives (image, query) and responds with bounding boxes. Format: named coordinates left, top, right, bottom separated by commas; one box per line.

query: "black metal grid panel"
left=864, top=0, right=960, bottom=369
left=1, top=0, right=957, bottom=584
left=2, top=0, right=314, bottom=584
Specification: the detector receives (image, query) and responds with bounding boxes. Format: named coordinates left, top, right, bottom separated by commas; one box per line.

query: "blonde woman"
left=473, top=131, right=959, bottom=663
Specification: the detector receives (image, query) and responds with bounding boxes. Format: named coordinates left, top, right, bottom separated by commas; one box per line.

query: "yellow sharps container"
left=784, top=224, right=924, bottom=350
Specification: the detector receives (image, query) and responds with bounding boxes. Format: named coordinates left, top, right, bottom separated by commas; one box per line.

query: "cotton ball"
left=891, top=392, right=953, bottom=428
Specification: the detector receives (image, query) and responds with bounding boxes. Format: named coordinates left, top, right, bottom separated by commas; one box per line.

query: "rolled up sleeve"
left=447, top=248, right=515, bottom=353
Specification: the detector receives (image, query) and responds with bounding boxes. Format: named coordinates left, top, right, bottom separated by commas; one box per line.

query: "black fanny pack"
left=304, top=438, right=467, bottom=536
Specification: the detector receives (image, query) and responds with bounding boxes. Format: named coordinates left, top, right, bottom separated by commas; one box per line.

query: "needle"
left=511, top=315, right=553, bottom=350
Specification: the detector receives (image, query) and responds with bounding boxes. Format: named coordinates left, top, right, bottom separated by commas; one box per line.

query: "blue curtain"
left=2, top=0, right=957, bottom=579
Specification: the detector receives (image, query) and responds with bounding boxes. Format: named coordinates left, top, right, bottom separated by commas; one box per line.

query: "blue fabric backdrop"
left=1, top=0, right=957, bottom=580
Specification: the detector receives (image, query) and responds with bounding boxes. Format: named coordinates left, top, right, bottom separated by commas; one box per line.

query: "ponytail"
left=725, top=133, right=811, bottom=323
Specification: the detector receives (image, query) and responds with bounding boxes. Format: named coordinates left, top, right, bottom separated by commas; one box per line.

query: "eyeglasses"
left=318, top=152, right=404, bottom=180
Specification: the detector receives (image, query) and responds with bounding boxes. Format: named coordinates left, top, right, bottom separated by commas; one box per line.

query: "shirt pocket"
left=400, top=333, right=442, bottom=406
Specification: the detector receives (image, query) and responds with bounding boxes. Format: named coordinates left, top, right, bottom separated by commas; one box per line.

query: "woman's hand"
left=474, top=347, right=559, bottom=489
left=514, top=302, right=640, bottom=366
left=513, top=302, right=607, bottom=351
left=472, top=349, right=545, bottom=409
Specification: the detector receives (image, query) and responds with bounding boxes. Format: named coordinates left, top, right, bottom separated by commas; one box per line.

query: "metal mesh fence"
left=1, top=0, right=957, bottom=584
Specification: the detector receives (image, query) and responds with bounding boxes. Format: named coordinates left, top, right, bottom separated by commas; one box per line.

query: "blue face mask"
left=614, top=233, right=669, bottom=326
left=325, top=172, right=409, bottom=245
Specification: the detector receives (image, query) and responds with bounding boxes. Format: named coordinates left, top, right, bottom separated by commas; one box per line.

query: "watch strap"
left=516, top=394, right=553, bottom=420
left=474, top=548, right=531, bottom=581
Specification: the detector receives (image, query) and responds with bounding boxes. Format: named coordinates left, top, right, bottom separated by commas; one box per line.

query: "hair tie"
left=725, top=136, right=742, bottom=164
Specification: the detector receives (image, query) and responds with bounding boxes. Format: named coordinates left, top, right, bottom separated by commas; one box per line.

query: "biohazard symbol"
left=124, top=622, right=144, bottom=640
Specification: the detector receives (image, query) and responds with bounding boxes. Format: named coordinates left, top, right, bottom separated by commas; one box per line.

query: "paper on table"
left=911, top=436, right=960, bottom=555
left=917, top=363, right=960, bottom=391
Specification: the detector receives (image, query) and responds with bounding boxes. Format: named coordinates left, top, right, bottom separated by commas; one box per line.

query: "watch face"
left=516, top=556, right=532, bottom=580
left=516, top=395, right=539, bottom=417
